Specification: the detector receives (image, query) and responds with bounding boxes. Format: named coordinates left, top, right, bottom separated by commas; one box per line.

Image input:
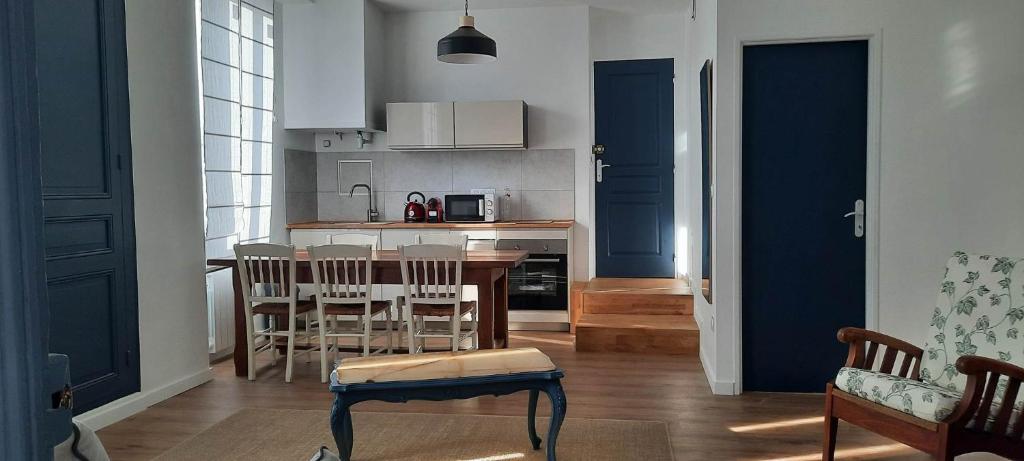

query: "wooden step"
left=581, top=278, right=693, bottom=315
left=574, top=314, right=699, bottom=355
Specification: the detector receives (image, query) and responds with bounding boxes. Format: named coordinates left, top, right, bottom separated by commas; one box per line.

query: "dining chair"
left=414, top=233, right=468, bottom=248
left=329, top=233, right=379, bottom=247
left=308, top=243, right=393, bottom=382
left=234, top=243, right=317, bottom=382
left=397, top=243, right=479, bottom=353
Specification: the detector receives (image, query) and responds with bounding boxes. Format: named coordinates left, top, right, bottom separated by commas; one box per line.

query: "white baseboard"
left=76, top=368, right=213, bottom=430
left=699, top=346, right=738, bottom=395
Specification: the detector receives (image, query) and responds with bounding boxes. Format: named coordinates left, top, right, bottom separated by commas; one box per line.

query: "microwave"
left=445, top=194, right=499, bottom=222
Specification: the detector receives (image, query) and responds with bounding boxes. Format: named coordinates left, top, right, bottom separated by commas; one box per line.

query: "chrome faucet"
left=349, top=183, right=379, bottom=222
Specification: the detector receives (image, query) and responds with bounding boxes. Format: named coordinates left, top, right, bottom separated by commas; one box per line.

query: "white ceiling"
left=371, top=0, right=688, bottom=15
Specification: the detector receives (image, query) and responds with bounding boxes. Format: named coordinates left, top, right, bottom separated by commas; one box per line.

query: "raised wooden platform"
left=572, top=278, right=698, bottom=355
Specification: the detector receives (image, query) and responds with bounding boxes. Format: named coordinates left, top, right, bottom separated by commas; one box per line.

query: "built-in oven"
left=497, top=239, right=568, bottom=318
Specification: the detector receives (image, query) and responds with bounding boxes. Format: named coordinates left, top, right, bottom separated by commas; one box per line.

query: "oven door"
left=507, top=254, right=568, bottom=310
left=444, top=194, right=484, bottom=222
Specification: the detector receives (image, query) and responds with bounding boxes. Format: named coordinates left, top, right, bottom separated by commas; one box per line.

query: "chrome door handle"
left=596, top=159, right=612, bottom=183
left=844, top=199, right=865, bottom=238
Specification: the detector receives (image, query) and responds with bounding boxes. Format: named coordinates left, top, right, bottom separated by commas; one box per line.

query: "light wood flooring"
left=96, top=332, right=1000, bottom=460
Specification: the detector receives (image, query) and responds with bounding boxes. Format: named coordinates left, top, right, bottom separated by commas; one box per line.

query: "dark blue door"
left=741, top=41, right=868, bottom=392
left=594, top=59, right=675, bottom=278
left=34, top=0, right=140, bottom=413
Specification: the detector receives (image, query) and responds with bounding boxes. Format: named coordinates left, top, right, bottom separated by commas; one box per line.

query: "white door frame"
left=731, top=31, right=884, bottom=393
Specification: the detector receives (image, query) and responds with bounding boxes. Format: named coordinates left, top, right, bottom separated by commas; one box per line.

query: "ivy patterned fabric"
left=835, top=367, right=962, bottom=422
left=921, top=252, right=1024, bottom=416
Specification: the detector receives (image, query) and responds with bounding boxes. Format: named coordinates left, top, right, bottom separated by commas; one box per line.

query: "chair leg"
left=363, top=312, right=371, bottom=357
left=285, top=319, right=296, bottom=383
left=416, top=316, right=426, bottom=353
left=385, top=309, right=393, bottom=354
left=406, top=307, right=416, bottom=354
left=245, top=311, right=257, bottom=381
left=319, top=307, right=329, bottom=384
left=823, top=388, right=838, bottom=461
left=450, top=314, right=459, bottom=352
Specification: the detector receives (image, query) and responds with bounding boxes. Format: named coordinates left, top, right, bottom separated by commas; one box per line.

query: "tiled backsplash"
left=284, top=149, right=574, bottom=222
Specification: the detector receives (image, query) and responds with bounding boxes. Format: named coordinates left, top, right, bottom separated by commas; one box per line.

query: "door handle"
left=596, top=159, right=612, bottom=183
left=843, top=199, right=865, bottom=238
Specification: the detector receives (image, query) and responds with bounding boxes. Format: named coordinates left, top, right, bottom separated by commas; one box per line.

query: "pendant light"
left=437, top=0, right=496, bottom=64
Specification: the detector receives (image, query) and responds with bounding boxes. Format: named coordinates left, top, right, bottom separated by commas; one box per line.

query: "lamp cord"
left=465, top=0, right=469, bottom=16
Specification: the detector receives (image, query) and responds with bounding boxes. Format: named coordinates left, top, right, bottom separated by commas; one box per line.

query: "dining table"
left=207, top=249, right=529, bottom=377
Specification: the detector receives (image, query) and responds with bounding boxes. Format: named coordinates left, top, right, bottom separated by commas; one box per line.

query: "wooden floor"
left=97, top=332, right=1000, bottom=460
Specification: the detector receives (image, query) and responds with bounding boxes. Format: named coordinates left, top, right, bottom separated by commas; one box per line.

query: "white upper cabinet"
left=386, top=103, right=455, bottom=150
left=281, top=0, right=384, bottom=131
left=454, top=101, right=528, bottom=149
left=387, top=100, right=527, bottom=150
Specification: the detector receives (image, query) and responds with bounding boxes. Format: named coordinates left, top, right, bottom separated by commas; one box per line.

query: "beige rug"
left=154, top=408, right=673, bottom=461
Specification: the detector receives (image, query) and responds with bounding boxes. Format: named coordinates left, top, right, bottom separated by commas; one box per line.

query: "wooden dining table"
left=207, top=249, right=528, bottom=377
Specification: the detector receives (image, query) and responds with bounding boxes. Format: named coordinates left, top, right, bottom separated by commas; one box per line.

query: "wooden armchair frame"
left=824, top=327, right=1024, bottom=460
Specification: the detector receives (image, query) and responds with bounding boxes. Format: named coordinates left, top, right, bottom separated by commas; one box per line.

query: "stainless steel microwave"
left=444, top=194, right=499, bottom=222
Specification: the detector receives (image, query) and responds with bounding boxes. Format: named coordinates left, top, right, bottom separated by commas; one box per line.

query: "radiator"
left=206, top=269, right=236, bottom=356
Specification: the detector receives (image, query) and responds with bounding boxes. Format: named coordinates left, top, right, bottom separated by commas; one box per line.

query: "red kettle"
left=404, top=192, right=426, bottom=223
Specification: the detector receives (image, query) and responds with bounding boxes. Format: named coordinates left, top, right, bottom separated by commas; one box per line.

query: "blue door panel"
left=34, top=0, right=140, bottom=413
left=741, top=41, right=868, bottom=392
left=595, top=59, right=675, bottom=278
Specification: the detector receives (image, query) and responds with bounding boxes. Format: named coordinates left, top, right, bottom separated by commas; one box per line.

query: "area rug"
left=153, top=408, right=673, bottom=460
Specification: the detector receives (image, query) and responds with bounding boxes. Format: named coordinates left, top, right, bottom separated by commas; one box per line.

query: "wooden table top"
left=207, top=249, right=529, bottom=269
left=286, top=220, right=574, bottom=230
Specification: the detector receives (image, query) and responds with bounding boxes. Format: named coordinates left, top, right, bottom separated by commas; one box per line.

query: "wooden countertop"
left=286, top=220, right=574, bottom=230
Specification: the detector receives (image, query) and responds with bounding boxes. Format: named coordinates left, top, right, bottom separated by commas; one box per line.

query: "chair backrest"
left=398, top=244, right=465, bottom=305
left=234, top=243, right=297, bottom=305
left=414, top=233, right=469, bottom=250
left=329, top=233, right=379, bottom=249
left=307, top=244, right=373, bottom=305
left=921, top=252, right=1024, bottom=395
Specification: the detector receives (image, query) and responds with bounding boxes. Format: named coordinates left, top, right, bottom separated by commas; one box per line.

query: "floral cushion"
left=835, top=367, right=961, bottom=422
left=920, top=252, right=1024, bottom=411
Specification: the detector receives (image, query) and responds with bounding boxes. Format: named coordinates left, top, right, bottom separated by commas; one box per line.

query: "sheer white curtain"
left=198, top=0, right=274, bottom=258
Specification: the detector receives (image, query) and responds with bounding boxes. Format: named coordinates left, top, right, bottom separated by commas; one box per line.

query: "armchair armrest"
left=836, top=327, right=924, bottom=379
left=944, top=355, right=1024, bottom=433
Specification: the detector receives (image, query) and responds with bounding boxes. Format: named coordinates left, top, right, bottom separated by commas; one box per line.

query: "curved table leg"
left=544, top=381, right=567, bottom=461
left=330, top=396, right=354, bottom=461
left=528, top=389, right=541, bottom=449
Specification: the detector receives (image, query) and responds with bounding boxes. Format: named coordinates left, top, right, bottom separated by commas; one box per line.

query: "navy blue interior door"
left=741, top=41, right=868, bottom=392
left=594, top=59, right=675, bottom=278
left=34, top=0, right=140, bottom=413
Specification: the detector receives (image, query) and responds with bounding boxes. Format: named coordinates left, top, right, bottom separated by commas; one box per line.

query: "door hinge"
left=672, top=253, right=676, bottom=261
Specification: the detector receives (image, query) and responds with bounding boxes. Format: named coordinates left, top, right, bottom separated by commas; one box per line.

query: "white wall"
left=80, top=0, right=213, bottom=429
left=680, top=0, right=722, bottom=393
left=383, top=5, right=593, bottom=279
left=706, top=0, right=1024, bottom=393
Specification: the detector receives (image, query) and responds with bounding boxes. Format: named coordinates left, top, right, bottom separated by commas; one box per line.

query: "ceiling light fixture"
left=437, top=0, right=496, bottom=64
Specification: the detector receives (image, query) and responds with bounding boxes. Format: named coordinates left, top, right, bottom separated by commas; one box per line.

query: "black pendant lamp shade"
left=437, top=1, right=496, bottom=64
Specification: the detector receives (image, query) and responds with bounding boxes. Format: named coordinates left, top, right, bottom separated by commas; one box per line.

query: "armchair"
left=824, top=252, right=1024, bottom=460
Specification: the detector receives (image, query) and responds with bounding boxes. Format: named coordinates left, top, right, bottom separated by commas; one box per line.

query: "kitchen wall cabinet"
left=281, top=0, right=384, bottom=131
left=387, top=100, right=527, bottom=150
left=385, top=103, right=455, bottom=150
left=454, top=101, right=528, bottom=149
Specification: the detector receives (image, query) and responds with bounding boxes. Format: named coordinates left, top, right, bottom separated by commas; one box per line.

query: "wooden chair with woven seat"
left=308, top=243, right=393, bottom=383
left=234, top=243, right=318, bottom=383
left=398, top=243, right=479, bottom=354
left=824, top=252, right=1024, bottom=460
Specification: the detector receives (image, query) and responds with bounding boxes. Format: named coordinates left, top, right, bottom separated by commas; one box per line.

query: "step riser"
left=581, top=293, right=693, bottom=315
left=575, top=327, right=699, bottom=355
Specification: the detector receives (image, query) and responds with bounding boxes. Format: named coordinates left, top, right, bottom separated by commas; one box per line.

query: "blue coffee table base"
left=329, top=369, right=567, bottom=461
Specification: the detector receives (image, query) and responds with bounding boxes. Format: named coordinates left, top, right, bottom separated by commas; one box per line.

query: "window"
left=197, top=0, right=274, bottom=257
